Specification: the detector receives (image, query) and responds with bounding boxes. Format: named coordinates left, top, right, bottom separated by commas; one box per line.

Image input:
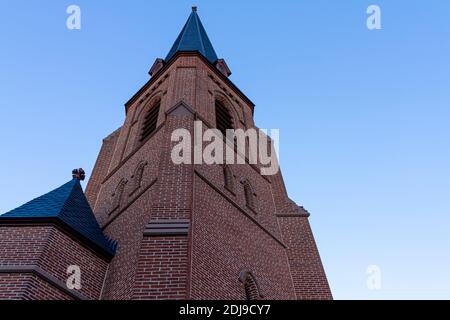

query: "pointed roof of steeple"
left=0, top=178, right=116, bottom=259
left=165, top=7, right=218, bottom=64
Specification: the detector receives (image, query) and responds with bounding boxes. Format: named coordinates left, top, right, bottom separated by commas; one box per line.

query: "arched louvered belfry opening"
left=139, top=100, right=161, bottom=143
left=223, top=165, right=234, bottom=193
left=239, top=270, right=263, bottom=301
left=215, top=100, right=234, bottom=138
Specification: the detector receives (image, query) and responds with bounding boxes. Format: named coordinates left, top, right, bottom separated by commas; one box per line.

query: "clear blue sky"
left=1, top=1, right=449, bottom=300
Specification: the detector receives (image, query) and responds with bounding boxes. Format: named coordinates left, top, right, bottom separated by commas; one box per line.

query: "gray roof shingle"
left=0, top=179, right=116, bottom=258
left=165, top=8, right=218, bottom=64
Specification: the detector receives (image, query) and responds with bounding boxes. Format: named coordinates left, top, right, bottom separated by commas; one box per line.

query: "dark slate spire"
left=165, top=7, right=218, bottom=64
left=0, top=177, right=117, bottom=258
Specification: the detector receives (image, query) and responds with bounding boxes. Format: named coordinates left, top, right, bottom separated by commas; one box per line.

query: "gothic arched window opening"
left=215, top=100, right=233, bottom=138
left=140, top=101, right=161, bottom=143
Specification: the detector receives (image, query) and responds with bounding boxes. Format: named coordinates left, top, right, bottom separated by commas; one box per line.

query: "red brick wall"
left=38, top=227, right=109, bottom=300
left=149, top=114, right=194, bottom=220
left=196, top=161, right=282, bottom=240
left=92, top=123, right=163, bottom=228
left=96, top=100, right=195, bottom=299
left=92, top=115, right=165, bottom=299
left=133, top=236, right=188, bottom=300
left=0, top=226, right=108, bottom=300
left=86, top=127, right=122, bottom=208
left=277, top=216, right=332, bottom=300
left=0, top=226, right=49, bottom=266
left=0, top=273, right=73, bottom=300
left=0, top=274, right=33, bottom=300
left=100, top=190, right=156, bottom=300
left=26, top=274, right=73, bottom=300
left=190, top=174, right=296, bottom=300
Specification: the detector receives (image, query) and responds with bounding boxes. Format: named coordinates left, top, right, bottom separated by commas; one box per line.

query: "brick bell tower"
left=0, top=8, right=331, bottom=300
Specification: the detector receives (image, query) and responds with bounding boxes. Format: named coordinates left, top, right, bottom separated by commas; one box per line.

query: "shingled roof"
left=0, top=179, right=116, bottom=259
left=165, top=7, right=218, bottom=64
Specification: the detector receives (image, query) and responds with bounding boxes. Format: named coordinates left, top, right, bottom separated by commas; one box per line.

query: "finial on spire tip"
left=72, top=168, right=86, bottom=181
left=192, top=6, right=197, bottom=12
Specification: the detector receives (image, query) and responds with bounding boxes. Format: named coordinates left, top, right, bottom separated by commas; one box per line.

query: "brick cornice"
left=0, top=265, right=88, bottom=300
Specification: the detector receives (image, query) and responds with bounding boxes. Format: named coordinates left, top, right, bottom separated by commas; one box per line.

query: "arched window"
left=223, top=165, right=234, bottom=193
left=239, top=270, right=263, bottom=300
left=110, top=178, right=127, bottom=214
left=130, top=161, right=148, bottom=195
left=215, top=100, right=233, bottom=138
left=243, top=179, right=255, bottom=211
left=140, top=101, right=161, bottom=143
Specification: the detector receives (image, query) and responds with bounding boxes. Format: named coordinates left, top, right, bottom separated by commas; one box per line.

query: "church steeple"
left=165, top=7, right=218, bottom=64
